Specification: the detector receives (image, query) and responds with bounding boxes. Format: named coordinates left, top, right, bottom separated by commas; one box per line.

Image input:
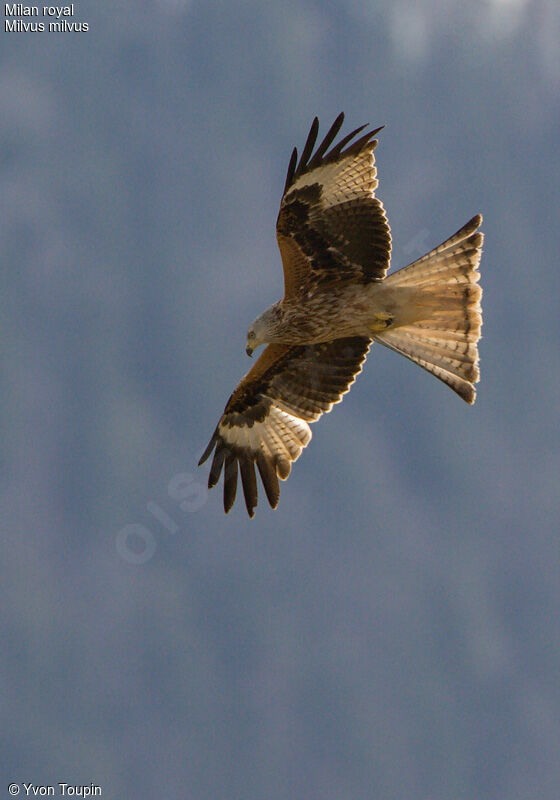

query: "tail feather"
left=377, top=215, right=483, bottom=404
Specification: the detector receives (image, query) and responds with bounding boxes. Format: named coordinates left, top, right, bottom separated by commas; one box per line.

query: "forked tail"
left=377, top=214, right=483, bottom=403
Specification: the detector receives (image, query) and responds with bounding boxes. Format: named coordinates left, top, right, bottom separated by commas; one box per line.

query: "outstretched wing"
left=277, top=113, right=392, bottom=298
left=198, top=336, right=371, bottom=517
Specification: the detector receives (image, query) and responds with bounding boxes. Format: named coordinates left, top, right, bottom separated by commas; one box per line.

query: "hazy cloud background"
left=2, top=1, right=559, bottom=797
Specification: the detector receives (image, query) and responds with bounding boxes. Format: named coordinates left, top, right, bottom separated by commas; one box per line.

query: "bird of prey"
left=199, top=113, right=483, bottom=517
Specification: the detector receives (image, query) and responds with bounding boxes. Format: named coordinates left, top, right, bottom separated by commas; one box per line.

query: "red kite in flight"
left=199, top=114, right=483, bottom=516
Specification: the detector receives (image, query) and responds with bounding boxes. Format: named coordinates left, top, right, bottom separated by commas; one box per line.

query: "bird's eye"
left=248, top=331, right=256, bottom=340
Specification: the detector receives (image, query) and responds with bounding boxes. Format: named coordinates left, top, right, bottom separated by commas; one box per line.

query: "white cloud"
left=390, top=3, right=429, bottom=63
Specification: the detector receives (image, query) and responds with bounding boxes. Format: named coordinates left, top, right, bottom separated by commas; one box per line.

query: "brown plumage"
left=199, top=113, right=483, bottom=516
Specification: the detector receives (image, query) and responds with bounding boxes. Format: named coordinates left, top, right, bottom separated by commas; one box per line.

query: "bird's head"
left=245, top=304, right=280, bottom=356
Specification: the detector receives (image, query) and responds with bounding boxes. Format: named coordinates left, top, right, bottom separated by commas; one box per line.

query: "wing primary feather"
left=296, top=116, right=319, bottom=175
left=239, top=458, right=258, bottom=518
left=283, top=147, right=298, bottom=194
left=198, top=432, right=217, bottom=466
left=223, top=453, right=238, bottom=513
left=307, top=111, right=345, bottom=169
left=208, top=444, right=226, bottom=488
left=256, top=452, right=280, bottom=509
left=343, top=126, right=384, bottom=157
left=324, top=122, right=369, bottom=160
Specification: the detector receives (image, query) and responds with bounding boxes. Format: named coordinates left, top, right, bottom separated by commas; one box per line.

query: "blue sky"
left=2, top=2, right=560, bottom=797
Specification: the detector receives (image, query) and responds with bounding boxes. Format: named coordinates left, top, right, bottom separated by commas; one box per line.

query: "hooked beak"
left=246, top=346, right=253, bottom=358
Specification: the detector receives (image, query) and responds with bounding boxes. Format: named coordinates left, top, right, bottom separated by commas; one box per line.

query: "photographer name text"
left=8, top=784, right=101, bottom=797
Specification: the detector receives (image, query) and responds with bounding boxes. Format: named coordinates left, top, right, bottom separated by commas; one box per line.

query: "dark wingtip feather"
left=198, top=433, right=217, bottom=466
left=341, top=124, right=385, bottom=158
left=208, top=445, right=226, bottom=489
left=223, top=453, right=238, bottom=513
left=325, top=122, right=368, bottom=160
left=239, top=458, right=258, bottom=518
left=256, top=452, right=280, bottom=509
left=297, top=116, right=320, bottom=175
left=307, top=112, right=345, bottom=169
left=283, top=147, right=298, bottom=195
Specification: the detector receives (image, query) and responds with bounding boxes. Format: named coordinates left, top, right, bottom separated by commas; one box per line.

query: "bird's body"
left=250, top=282, right=441, bottom=345
left=199, top=114, right=483, bottom=516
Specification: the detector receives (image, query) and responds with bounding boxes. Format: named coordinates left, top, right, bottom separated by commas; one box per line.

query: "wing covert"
left=277, top=113, right=391, bottom=297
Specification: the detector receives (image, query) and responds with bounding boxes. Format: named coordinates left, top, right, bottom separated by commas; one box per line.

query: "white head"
left=245, top=303, right=281, bottom=356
